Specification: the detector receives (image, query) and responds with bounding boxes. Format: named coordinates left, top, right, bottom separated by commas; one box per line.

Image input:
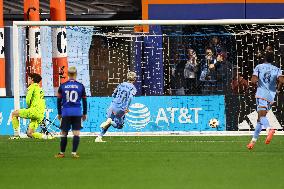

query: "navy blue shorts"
left=60, top=116, right=82, bottom=132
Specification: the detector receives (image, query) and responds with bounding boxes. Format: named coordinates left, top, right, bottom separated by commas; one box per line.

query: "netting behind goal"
left=13, top=21, right=284, bottom=135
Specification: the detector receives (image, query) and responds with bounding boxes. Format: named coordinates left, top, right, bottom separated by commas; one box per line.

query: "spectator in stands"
left=184, top=48, right=199, bottom=94
left=199, top=47, right=216, bottom=94
left=209, top=36, right=224, bottom=56
left=231, top=67, right=249, bottom=94
left=214, top=52, right=232, bottom=93
left=200, top=47, right=216, bottom=81
left=170, top=54, right=185, bottom=95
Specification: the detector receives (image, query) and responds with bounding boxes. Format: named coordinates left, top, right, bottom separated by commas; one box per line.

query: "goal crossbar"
left=13, top=19, right=284, bottom=27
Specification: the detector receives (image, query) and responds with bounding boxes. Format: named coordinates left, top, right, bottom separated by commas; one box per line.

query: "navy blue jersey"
left=57, top=79, right=87, bottom=117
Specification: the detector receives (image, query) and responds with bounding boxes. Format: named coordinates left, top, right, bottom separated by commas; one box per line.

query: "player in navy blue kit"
left=55, top=66, right=87, bottom=158
left=95, top=71, right=137, bottom=142
left=247, top=51, right=284, bottom=150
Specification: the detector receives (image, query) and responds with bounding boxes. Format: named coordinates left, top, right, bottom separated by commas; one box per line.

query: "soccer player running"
left=95, top=71, right=137, bottom=142
left=10, top=73, right=47, bottom=139
left=247, top=51, right=284, bottom=150
left=55, top=67, right=87, bottom=158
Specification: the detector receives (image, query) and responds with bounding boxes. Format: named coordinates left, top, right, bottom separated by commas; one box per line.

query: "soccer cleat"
left=55, top=153, right=65, bottom=158
left=71, top=153, right=80, bottom=159
left=265, top=129, right=275, bottom=144
left=95, top=136, right=106, bottom=143
left=9, top=136, right=20, bottom=140
left=247, top=142, right=255, bottom=150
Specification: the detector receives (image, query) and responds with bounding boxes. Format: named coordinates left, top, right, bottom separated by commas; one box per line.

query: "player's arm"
left=125, top=88, right=137, bottom=112
left=251, top=65, right=259, bottom=87
left=277, top=69, right=284, bottom=93
left=82, top=85, right=87, bottom=121
left=26, top=85, right=34, bottom=108
left=57, top=86, right=63, bottom=120
left=112, top=86, right=119, bottom=98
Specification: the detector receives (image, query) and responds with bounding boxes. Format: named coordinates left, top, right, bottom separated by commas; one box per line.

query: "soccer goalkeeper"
left=10, top=73, right=47, bottom=139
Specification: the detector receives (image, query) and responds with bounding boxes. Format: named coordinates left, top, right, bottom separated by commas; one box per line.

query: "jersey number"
left=65, top=90, right=78, bottom=103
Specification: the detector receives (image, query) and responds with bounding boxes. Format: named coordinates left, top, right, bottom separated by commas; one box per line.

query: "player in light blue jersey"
left=95, top=71, right=137, bottom=142
left=247, top=51, right=284, bottom=150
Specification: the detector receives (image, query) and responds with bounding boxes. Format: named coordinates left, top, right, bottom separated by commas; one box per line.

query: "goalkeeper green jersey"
left=26, top=83, right=46, bottom=112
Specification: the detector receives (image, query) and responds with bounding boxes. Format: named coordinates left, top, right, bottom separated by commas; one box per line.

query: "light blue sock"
left=253, top=122, right=262, bottom=140
left=259, top=116, right=270, bottom=129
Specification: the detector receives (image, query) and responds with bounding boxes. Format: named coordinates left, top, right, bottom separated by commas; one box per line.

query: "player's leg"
left=27, top=120, right=44, bottom=139
left=263, top=103, right=275, bottom=144
left=112, top=114, right=125, bottom=130
left=100, top=118, right=112, bottom=130
left=96, top=108, right=115, bottom=142
left=24, top=109, right=47, bottom=139
left=95, top=119, right=111, bottom=142
left=71, top=117, right=82, bottom=158
left=101, top=106, right=117, bottom=129
left=254, top=100, right=275, bottom=144
left=10, top=110, right=20, bottom=139
left=247, top=99, right=270, bottom=149
left=10, top=108, right=35, bottom=139
left=55, top=117, right=70, bottom=158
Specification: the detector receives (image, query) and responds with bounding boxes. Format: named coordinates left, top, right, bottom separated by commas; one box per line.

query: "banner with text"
left=0, top=96, right=225, bottom=135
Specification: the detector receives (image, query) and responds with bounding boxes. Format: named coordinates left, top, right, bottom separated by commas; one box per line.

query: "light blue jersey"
left=253, top=63, right=282, bottom=102
left=110, top=82, right=137, bottom=111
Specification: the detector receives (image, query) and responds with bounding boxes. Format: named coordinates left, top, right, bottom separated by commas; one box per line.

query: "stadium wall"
left=143, top=0, right=284, bottom=20
left=0, top=96, right=225, bottom=135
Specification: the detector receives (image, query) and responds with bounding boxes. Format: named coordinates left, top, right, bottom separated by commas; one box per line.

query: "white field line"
left=15, top=131, right=284, bottom=138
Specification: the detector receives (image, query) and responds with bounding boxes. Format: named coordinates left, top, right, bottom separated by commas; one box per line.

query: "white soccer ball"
left=209, top=118, right=219, bottom=128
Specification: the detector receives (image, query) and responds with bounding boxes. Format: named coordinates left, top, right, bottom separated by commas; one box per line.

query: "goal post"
left=12, top=19, right=284, bottom=136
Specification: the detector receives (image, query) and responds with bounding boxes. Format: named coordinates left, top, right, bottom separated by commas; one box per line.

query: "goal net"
left=12, top=20, right=284, bottom=136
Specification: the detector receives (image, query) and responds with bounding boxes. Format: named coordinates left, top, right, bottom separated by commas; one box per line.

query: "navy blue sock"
left=60, top=136, right=67, bottom=153
left=72, top=136, right=80, bottom=153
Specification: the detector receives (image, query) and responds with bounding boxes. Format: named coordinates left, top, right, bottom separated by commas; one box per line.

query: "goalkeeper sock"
left=12, top=117, right=20, bottom=136
left=60, top=136, right=67, bottom=153
left=252, top=122, right=262, bottom=141
left=72, top=136, right=80, bottom=153
left=32, top=132, right=43, bottom=139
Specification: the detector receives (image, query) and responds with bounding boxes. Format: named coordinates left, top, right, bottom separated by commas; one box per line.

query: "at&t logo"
left=125, top=103, right=151, bottom=129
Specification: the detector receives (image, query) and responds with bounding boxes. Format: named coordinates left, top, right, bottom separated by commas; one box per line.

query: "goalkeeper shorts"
left=19, top=108, right=44, bottom=131
left=19, top=108, right=44, bottom=122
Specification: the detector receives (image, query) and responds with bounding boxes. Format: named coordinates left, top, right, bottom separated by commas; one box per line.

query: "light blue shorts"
left=256, top=98, right=272, bottom=112
left=107, top=106, right=125, bottom=129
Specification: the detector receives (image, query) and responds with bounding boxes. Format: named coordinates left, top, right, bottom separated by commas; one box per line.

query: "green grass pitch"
left=0, top=136, right=283, bottom=189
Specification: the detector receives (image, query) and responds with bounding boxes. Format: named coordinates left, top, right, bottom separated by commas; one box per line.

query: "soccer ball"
left=209, top=118, right=219, bottom=128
